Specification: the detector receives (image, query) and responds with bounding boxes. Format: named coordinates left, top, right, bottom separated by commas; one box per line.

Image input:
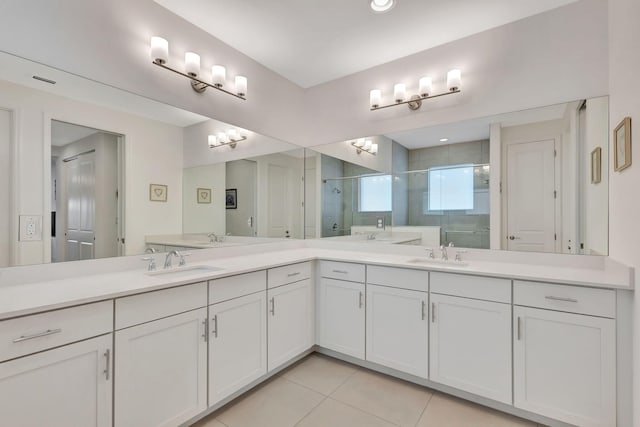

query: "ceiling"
left=51, top=121, right=100, bottom=147
left=154, top=0, right=578, bottom=88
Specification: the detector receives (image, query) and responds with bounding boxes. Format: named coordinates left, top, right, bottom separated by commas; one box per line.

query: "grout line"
left=327, top=366, right=360, bottom=397
left=412, top=391, right=435, bottom=427
left=325, top=396, right=401, bottom=426
left=214, top=419, right=229, bottom=427
left=293, top=394, right=329, bottom=427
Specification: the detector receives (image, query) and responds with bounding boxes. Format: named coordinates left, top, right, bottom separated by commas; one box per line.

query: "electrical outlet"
left=376, top=217, right=385, bottom=229
left=19, top=215, right=42, bottom=241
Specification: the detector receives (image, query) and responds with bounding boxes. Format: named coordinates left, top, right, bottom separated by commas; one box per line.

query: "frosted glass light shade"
left=394, top=83, right=406, bottom=103
left=447, top=69, right=462, bottom=91
left=370, top=89, right=382, bottom=108
left=354, top=138, right=366, bottom=148
left=150, top=36, right=169, bottom=64
left=212, top=65, right=226, bottom=87
left=371, top=143, right=379, bottom=154
left=371, top=0, right=395, bottom=13
left=208, top=135, right=217, bottom=148
left=235, top=75, right=247, bottom=97
left=419, top=77, right=432, bottom=97
left=217, top=132, right=228, bottom=144
left=227, top=129, right=239, bottom=141
left=185, top=52, right=200, bottom=77
left=363, top=140, right=372, bottom=150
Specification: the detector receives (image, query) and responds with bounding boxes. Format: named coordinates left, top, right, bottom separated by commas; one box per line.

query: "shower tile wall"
left=320, top=154, right=345, bottom=237
left=342, top=162, right=391, bottom=231
left=407, top=140, right=490, bottom=249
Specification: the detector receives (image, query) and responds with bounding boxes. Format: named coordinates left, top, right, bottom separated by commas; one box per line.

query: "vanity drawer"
left=431, top=272, right=511, bottom=304
left=116, top=282, right=207, bottom=329
left=268, top=262, right=312, bottom=289
left=514, top=281, right=615, bottom=318
left=209, top=270, right=266, bottom=305
left=320, top=261, right=365, bottom=283
left=0, top=301, right=113, bottom=362
left=367, top=265, right=428, bottom=292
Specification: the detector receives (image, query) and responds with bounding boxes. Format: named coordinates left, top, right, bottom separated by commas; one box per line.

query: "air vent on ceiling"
left=32, top=75, right=56, bottom=85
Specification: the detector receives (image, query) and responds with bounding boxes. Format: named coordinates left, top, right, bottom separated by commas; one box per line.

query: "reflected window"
left=428, top=165, right=474, bottom=211
left=359, top=175, right=392, bottom=212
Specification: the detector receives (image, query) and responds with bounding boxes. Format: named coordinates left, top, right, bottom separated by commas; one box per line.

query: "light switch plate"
left=19, top=215, right=42, bottom=241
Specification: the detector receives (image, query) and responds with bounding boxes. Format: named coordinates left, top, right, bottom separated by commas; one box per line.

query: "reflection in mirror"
left=310, top=97, right=609, bottom=255
left=0, top=50, right=304, bottom=267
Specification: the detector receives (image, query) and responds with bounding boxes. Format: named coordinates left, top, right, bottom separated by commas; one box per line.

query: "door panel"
left=65, top=153, right=96, bottom=261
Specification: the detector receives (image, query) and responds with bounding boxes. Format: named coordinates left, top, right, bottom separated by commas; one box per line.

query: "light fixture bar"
left=209, top=135, right=247, bottom=149
left=370, top=88, right=460, bottom=111
left=351, top=140, right=378, bottom=155
left=152, top=60, right=246, bottom=100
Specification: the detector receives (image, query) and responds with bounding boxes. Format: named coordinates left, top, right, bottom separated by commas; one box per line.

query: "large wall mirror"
left=0, top=51, right=303, bottom=267
left=307, top=97, right=609, bottom=255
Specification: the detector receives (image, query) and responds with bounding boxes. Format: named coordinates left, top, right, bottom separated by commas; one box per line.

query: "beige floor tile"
left=215, top=377, right=324, bottom=427
left=281, top=354, right=358, bottom=395
left=416, top=393, right=537, bottom=427
left=330, top=369, right=432, bottom=427
left=191, top=416, right=227, bottom=427
left=296, top=398, right=398, bottom=427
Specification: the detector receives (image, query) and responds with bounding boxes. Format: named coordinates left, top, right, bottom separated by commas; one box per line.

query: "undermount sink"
left=405, top=258, right=468, bottom=267
left=146, top=265, right=224, bottom=278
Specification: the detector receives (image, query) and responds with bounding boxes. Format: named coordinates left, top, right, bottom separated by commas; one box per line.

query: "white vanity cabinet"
left=317, top=261, right=366, bottom=359
left=267, top=262, right=314, bottom=371
left=208, top=271, right=267, bottom=406
left=114, top=283, right=208, bottom=427
left=513, top=281, right=616, bottom=427
left=429, top=273, right=512, bottom=404
left=0, top=302, right=114, bottom=427
left=366, top=266, right=429, bottom=378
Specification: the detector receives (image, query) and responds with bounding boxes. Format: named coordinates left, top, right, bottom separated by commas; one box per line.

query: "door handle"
left=421, top=301, right=426, bottom=320
left=431, top=302, right=436, bottom=323
left=358, top=292, right=364, bottom=309
left=270, top=297, right=275, bottom=316
left=211, top=315, right=218, bottom=338
left=103, top=349, right=111, bottom=380
left=508, top=235, right=521, bottom=240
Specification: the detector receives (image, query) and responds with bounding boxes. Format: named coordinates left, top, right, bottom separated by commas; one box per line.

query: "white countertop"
left=0, top=243, right=633, bottom=320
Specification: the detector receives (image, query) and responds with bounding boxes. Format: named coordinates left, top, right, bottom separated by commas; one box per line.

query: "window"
left=359, top=174, right=392, bottom=212
left=428, top=165, right=474, bottom=211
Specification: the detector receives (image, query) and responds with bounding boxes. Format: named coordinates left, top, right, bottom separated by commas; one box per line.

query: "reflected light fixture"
left=439, top=138, right=449, bottom=142
left=370, top=69, right=462, bottom=111
left=208, top=129, right=248, bottom=149
left=351, top=139, right=378, bottom=155
left=150, top=36, right=247, bottom=101
left=370, top=0, right=396, bottom=13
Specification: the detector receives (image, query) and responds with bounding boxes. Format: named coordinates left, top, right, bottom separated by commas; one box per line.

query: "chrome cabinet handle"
left=211, top=315, right=218, bottom=338
left=358, top=291, right=364, bottom=309
left=202, top=318, right=208, bottom=342
left=431, top=303, right=436, bottom=323
left=13, top=328, right=62, bottom=343
left=332, top=269, right=348, bottom=274
left=517, top=317, right=522, bottom=340
left=421, top=301, right=426, bottom=320
left=270, top=297, right=275, bottom=316
left=545, top=295, right=578, bottom=303
left=287, top=272, right=301, bottom=278
left=104, top=349, right=111, bottom=380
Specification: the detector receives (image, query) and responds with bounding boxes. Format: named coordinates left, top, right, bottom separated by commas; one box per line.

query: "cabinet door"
left=366, top=285, right=428, bottom=378
left=430, top=294, right=512, bottom=404
left=209, top=292, right=267, bottom=406
left=317, top=278, right=365, bottom=359
left=0, top=334, right=112, bottom=427
left=268, top=279, right=314, bottom=371
left=513, top=306, right=615, bottom=427
left=115, top=308, right=208, bottom=427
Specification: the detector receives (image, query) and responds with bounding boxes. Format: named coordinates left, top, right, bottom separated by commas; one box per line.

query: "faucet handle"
left=455, top=250, right=468, bottom=262
left=424, top=248, right=435, bottom=259
left=141, top=256, right=156, bottom=271
left=178, top=253, right=191, bottom=267
left=448, top=242, right=455, bottom=247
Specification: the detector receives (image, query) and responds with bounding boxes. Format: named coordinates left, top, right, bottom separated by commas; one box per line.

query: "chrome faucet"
left=424, top=248, right=435, bottom=259
left=144, top=247, right=157, bottom=254
left=440, top=245, right=448, bottom=261
left=164, top=250, right=180, bottom=269
left=207, top=232, right=218, bottom=243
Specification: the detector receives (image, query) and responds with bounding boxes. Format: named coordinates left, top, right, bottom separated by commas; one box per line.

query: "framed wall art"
left=614, top=117, right=631, bottom=172
left=149, top=184, right=168, bottom=202
left=197, top=188, right=211, bottom=204
left=225, top=189, right=237, bottom=209
left=590, top=147, right=601, bottom=184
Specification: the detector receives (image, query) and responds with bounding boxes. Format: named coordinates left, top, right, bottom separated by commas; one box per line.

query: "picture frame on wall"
left=226, top=189, right=237, bottom=209
left=614, top=117, right=632, bottom=172
left=149, top=184, right=168, bottom=202
left=590, top=147, right=602, bottom=184
left=197, top=188, right=211, bottom=204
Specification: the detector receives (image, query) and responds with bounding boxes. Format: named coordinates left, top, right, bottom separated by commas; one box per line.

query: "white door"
left=267, top=280, right=314, bottom=370
left=209, top=292, right=267, bottom=406
left=506, top=139, right=556, bottom=252
left=114, top=308, right=208, bottom=427
left=513, top=306, right=616, bottom=427
left=0, top=334, right=112, bottom=427
left=0, top=109, right=10, bottom=267
left=430, top=294, right=512, bottom=404
left=366, top=285, right=428, bottom=378
left=317, top=278, right=365, bottom=359
left=267, top=163, right=293, bottom=238
left=64, top=152, right=96, bottom=261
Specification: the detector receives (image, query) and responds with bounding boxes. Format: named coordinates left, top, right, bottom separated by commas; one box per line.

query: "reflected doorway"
left=225, top=159, right=257, bottom=236
left=51, top=120, right=124, bottom=262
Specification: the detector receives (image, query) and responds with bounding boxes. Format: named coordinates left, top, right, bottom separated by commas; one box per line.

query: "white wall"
left=0, top=79, right=184, bottom=264
left=608, top=0, right=640, bottom=426
left=0, top=109, right=11, bottom=267
left=310, top=135, right=393, bottom=173
left=182, top=164, right=226, bottom=235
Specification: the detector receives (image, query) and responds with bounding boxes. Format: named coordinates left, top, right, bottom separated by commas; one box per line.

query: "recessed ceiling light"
left=370, top=0, right=395, bottom=13
left=439, top=138, right=449, bottom=142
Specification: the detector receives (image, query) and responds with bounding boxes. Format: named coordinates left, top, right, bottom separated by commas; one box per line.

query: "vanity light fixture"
left=370, top=69, right=461, bottom=111
left=370, top=0, right=396, bottom=13
left=351, top=138, right=378, bottom=155
left=208, top=129, right=247, bottom=149
left=439, top=138, right=449, bottom=142
left=150, top=36, right=247, bottom=101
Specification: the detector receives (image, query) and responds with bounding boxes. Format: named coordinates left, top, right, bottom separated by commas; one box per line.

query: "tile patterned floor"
left=192, top=354, right=544, bottom=427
